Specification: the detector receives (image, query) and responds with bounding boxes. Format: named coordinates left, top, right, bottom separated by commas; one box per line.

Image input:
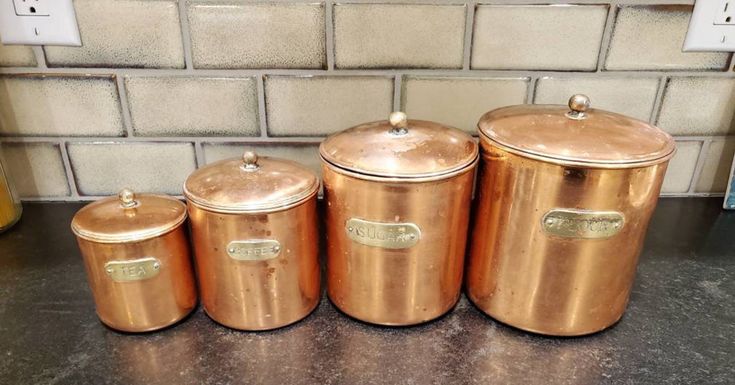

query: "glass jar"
left=0, top=155, right=22, bottom=233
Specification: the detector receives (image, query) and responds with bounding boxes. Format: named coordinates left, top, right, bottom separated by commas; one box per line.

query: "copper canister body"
left=188, top=196, right=320, bottom=330
left=77, top=227, right=197, bottom=332
left=323, top=164, right=475, bottom=326
left=466, top=140, right=669, bottom=336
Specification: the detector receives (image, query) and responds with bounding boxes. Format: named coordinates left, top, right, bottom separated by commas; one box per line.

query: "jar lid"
left=183, top=151, right=319, bottom=214
left=319, top=112, right=478, bottom=179
left=478, top=94, right=676, bottom=168
left=71, top=189, right=187, bottom=244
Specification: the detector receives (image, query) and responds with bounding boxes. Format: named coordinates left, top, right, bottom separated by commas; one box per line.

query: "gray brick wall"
left=0, top=0, right=733, bottom=201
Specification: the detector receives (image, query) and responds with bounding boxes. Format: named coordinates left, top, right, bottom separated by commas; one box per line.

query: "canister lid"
left=478, top=94, right=676, bottom=168
left=320, top=112, right=478, bottom=179
left=71, top=189, right=187, bottom=243
left=183, top=151, right=319, bottom=214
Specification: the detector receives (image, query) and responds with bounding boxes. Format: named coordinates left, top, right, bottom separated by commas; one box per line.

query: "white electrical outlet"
left=684, top=0, right=735, bottom=52
left=0, top=0, right=81, bottom=46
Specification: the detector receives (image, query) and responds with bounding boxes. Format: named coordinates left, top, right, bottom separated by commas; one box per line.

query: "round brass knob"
left=388, top=111, right=408, bottom=136
left=566, top=94, right=591, bottom=120
left=118, top=188, right=137, bottom=208
left=242, top=151, right=259, bottom=171
left=568, top=94, right=590, bottom=112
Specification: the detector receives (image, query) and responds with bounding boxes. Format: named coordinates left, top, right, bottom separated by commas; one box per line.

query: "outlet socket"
left=713, top=0, right=735, bottom=25
left=13, top=0, right=49, bottom=16
left=0, top=0, right=81, bottom=46
left=684, top=0, right=735, bottom=52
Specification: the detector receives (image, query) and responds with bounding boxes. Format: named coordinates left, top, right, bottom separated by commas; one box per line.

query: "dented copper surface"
left=466, top=95, right=675, bottom=336
left=184, top=151, right=320, bottom=330
left=321, top=112, right=478, bottom=326
left=71, top=189, right=197, bottom=332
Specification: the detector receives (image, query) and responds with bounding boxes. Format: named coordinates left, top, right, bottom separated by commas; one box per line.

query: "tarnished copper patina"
left=184, top=151, right=320, bottom=331
left=321, top=112, right=478, bottom=326
left=71, top=189, right=197, bottom=332
left=466, top=95, right=676, bottom=336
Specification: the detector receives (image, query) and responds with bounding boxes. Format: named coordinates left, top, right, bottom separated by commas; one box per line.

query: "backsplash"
left=0, top=0, right=733, bottom=201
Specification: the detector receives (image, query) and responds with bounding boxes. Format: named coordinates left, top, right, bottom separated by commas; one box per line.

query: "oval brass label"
left=346, top=218, right=421, bottom=249
left=104, top=257, right=161, bottom=282
left=227, top=239, right=281, bottom=261
left=542, top=209, right=625, bottom=239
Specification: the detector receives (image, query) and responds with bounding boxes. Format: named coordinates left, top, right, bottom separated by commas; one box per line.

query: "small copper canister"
left=71, top=189, right=197, bottom=332
left=467, top=95, right=676, bottom=336
left=184, top=151, right=320, bottom=330
left=321, top=112, right=478, bottom=326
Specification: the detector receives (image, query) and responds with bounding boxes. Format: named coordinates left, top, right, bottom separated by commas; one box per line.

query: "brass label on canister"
left=542, top=209, right=625, bottom=239
left=104, top=257, right=161, bottom=282
left=227, top=240, right=281, bottom=261
left=345, top=218, right=421, bottom=249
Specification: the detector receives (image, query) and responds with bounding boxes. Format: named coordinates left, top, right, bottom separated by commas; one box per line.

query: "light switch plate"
left=684, top=0, right=735, bottom=52
left=0, top=0, right=81, bottom=46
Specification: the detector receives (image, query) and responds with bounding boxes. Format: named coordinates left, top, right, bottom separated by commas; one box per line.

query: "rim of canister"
left=71, top=189, right=187, bottom=244
left=478, top=94, right=676, bottom=169
left=183, top=151, right=320, bottom=214
left=319, top=111, right=479, bottom=181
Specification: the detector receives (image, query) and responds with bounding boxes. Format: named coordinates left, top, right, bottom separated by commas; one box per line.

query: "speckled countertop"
left=0, top=199, right=733, bottom=385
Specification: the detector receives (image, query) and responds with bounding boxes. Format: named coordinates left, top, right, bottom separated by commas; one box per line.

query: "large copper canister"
left=71, top=189, right=197, bottom=332
left=184, top=150, right=320, bottom=330
left=466, top=95, right=676, bottom=336
left=321, top=112, right=478, bottom=326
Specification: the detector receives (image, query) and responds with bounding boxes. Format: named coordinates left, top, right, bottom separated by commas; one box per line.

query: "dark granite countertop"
left=0, top=199, right=733, bottom=385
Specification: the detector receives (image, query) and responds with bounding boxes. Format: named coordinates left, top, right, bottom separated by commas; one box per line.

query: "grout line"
left=331, top=0, right=694, bottom=4
left=595, top=3, right=617, bottom=73
left=649, top=75, right=668, bottom=124
left=257, top=74, right=269, bottom=137
left=326, top=1, right=336, bottom=71
left=1, top=66, right=734, bottom=79
left=115, top=75, right=135, bottom=137
left=475, top=0, right=694, bottom=4
left=0, top=136, right=328, bottom=143
left=31, top=46, right=47, bottom=69
left=462, top=1, right=476, bottom=71
left=178, top=0, right=195, bottom=72
left=688, top=139, right=711, bottom=194
left=58, top=141, right=80, bottom=198
left=20, top=191, right=724, bottom=202
left=526, top=76, right=538, bottom=103
left=0, top=135, right=725, bottom=144
left=393, top=74, right=402, bottom=111
left=194, top=141, right=205, bottom=167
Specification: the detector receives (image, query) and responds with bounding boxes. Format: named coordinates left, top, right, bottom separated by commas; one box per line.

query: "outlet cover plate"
left=0, top=0, right=81, bottom=46
left=684, top=0, right=735, bottom=52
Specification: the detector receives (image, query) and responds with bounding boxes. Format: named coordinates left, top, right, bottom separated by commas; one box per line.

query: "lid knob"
left=388, top=111, right=408, bottom=136
left=242, top=151, right=260, bottom=171
left=566, top=94, right=591, bottom=120
left=118, top=188, right=137, bottom=208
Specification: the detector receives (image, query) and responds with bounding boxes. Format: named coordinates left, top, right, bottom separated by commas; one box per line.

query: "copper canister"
left=466, top=95, right=676, bottom=336
left=71, top=189, right=197, bottom=332
left=321, top=112, right=478, bottom=326
left=184, top=151, right=320, bottom=330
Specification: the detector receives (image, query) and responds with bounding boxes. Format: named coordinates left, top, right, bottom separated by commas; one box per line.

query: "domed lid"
left=320, top=112, right=478, bottom=179
left=183, top=151, right=319, bottom=214
left=478, top=94, right=676, bottom=168
left=71, top=189, right=187, bottom=243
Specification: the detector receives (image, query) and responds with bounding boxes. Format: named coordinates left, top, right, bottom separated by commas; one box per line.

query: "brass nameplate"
left=346, top=218, right=421, bottom=249
left=104, top=257, right=161, bottom=282
left=227, top=240, right=281, bottom=261
left=542, top=209, right=625, bottom=239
